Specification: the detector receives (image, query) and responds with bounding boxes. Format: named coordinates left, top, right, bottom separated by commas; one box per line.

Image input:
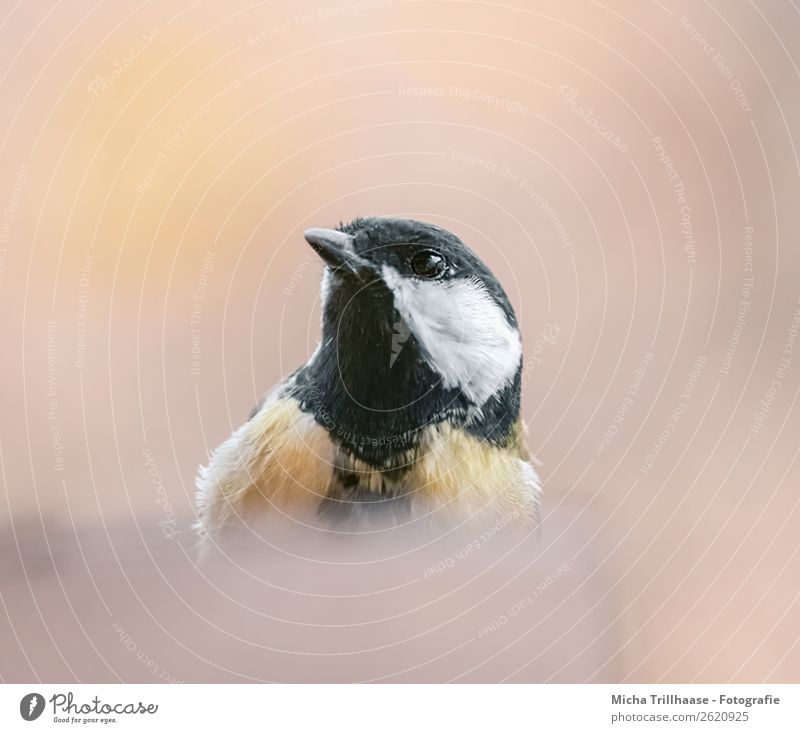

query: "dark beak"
left=304, top=228, right=371, bottom=280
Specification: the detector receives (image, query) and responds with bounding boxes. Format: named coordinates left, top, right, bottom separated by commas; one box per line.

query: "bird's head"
left=299, top=217, right=522, bottom=457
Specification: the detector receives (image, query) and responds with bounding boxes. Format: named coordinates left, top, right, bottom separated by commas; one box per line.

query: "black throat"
left=288, top=272, right=466, bottom=468
left=287, top=270, right=522, bottom=469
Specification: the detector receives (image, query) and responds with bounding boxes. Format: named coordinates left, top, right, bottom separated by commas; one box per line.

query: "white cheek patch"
left=382, top=265, right=521, bottom=405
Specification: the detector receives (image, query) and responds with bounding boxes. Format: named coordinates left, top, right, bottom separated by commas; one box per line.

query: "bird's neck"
left=290, top=275, right=522, bottom=467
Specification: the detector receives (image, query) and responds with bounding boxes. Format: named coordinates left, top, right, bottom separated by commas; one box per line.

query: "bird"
left=195, top=216, right=540, bottom=546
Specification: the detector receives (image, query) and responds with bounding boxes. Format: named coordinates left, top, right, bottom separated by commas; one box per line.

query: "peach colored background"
left=1, top=0, right=799, bottom=682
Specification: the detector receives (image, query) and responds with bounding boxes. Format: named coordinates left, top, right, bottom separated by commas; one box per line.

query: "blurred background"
left=1, top=0, right=799, bottom=682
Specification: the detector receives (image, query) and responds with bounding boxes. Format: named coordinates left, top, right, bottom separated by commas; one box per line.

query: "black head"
left=305, top=217, right=517, bottom=327
left=291, top=217, right=523, bottom=466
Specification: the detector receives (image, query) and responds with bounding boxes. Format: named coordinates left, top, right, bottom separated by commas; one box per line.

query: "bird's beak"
left=304, top=228, right=371, bottom=281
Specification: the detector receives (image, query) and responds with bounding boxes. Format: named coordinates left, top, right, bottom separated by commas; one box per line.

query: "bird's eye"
left=410, top=250, right=446, bottom=278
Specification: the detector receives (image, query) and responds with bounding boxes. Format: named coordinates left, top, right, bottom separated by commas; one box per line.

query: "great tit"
left=195, top=217, right=540, bottom=544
